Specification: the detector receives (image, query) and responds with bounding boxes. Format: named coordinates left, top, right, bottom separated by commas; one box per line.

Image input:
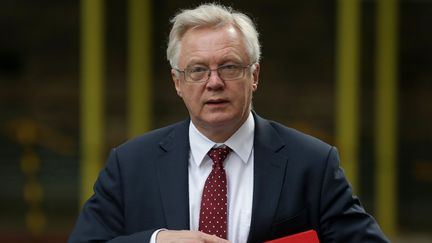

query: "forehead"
left=178, top=25, right=249, bottom=66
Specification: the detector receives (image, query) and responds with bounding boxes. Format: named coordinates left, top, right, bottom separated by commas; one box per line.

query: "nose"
left=205, top=70, right=225, bottom=90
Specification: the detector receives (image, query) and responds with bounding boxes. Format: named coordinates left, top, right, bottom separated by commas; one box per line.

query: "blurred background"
left=0, top=0, right=431, bottom=242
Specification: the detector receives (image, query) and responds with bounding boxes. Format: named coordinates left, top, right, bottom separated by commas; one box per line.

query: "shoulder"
left=114, top=119, right=189, bottom=156
left=255, top=114, right=332, bottom=150
left=254, top=113, right=335, bottom=161
left=271, top=121, right=331, bottom=149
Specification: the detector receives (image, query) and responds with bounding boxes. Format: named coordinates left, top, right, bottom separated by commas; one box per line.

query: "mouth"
left=205, top=99, right=229, bottom=106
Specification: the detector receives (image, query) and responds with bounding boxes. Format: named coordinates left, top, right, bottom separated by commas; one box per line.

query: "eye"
left=188, top=66, right=208, bottom=73
left=220, top=64, right=240, bottom=70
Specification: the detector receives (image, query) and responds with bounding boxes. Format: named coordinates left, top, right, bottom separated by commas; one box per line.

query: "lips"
left=205, top=99, right=228, bottom=105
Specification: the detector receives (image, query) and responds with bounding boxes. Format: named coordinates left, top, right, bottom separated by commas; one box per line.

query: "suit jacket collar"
left=248, top=113, right=289, bottom=242
left=157, top=119, right=191, bottom=230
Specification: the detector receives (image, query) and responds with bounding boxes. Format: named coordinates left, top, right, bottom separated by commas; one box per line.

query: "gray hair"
left=167, top=3, right=261, bottom=68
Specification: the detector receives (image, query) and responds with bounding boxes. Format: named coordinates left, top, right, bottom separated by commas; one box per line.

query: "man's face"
left=171, top=25, right=260, bottom=141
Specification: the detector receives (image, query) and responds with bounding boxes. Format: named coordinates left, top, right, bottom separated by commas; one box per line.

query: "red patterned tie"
left=199, top=147, right=231, bottom=239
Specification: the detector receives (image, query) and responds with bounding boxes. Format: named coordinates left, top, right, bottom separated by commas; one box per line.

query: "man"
left=69, top=3, right=389, bottom=243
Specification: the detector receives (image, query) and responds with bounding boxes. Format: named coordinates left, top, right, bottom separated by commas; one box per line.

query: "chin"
left=203, top=113, right=240, bottom=128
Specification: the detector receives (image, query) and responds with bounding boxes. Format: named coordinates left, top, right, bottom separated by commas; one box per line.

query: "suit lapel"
left=156, top=120, right=191, bottom=230
left=248, top=114, right=289, bottom=242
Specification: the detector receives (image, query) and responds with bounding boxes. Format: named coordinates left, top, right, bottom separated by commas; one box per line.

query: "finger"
left=157, top=230, right=231, bottom=243
left=197, top=231, right=230, bottom=243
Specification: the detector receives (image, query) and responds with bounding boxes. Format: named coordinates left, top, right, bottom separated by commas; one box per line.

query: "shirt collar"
left=189, top=112, right=255, bottom=167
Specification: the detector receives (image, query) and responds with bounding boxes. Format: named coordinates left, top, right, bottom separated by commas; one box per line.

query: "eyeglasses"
left=175, top=63, right=254, bottom=83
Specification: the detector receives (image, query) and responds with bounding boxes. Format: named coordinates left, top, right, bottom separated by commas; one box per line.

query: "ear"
left=252, top=63, right=260, bottom=91
left=171, top=69, right=183, bottom=97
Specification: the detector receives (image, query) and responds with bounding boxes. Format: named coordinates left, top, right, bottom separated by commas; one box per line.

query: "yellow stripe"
left=375, top=0, right=398, bottom=237
left=128, top=0, right=153, bottom=137
left=335, top=0, right=361, bottom=192
left=80, top=0, right=105, bottom=206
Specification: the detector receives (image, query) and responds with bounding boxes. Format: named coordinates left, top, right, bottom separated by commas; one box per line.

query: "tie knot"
left=208, top=147, right=231, bottom=168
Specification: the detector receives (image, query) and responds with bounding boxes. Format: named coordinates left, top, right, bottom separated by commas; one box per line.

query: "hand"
left=156, top=230, right=230, bottom=243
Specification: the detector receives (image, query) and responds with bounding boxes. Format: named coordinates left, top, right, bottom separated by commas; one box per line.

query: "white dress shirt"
left=188, top=113, right=254, bottom=242
left=150, top=112, right=254, bottom=243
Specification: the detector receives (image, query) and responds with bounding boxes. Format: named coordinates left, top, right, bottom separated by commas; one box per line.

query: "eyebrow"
left=186, top=56, right=244, bottom=67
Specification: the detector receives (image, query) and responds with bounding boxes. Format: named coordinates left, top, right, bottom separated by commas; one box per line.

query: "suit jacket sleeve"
left=68, top=149, right=155, bottom=243
left=318, top=147, right=389, bottom=242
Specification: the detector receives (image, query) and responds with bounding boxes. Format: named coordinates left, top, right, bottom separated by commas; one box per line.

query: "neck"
left=197, top=125, right=237, bottom=143
left=192, top=115, right=250, bottom=143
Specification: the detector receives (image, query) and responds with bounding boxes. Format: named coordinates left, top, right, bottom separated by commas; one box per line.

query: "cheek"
left=232, top=86, right=252, bottom=107
left=244, top=84, right=255, bottom=98
left=181, top=88, right=201, bottom=107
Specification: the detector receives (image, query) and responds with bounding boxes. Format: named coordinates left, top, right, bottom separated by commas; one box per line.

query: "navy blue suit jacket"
left=69, top=114, right=389, bottom=243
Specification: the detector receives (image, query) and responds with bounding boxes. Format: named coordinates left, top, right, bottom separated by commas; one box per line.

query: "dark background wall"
left=0, top=0, right=431, bottom=242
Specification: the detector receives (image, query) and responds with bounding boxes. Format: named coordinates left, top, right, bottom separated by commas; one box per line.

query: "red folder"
left=264, top=230, right=319, bottom=243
